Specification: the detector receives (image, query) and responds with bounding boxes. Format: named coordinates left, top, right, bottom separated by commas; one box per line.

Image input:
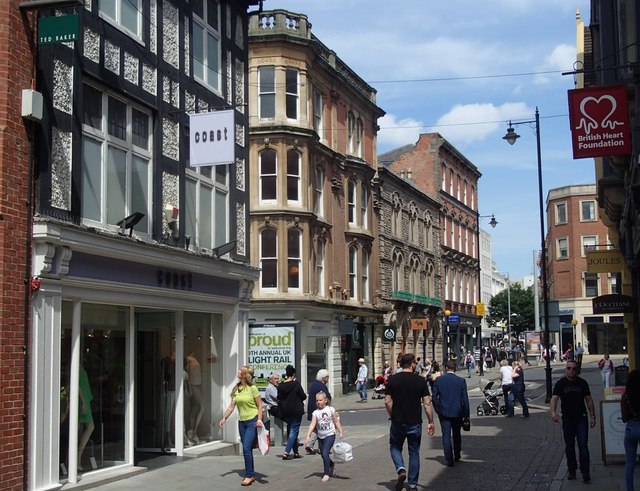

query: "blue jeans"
left=625, top=420, right=640, bottom=491
left=466, top=363, right=473, bottom=377
left=356, top=381, right=368, bottom=400
left=284, top=416, right=302, bottom=454
left=238, top=417, right=258, bottom=478
left=561, top=416, right=590, bottom=475
left=502, top=385, right=514, bottom=416
left=511, top=385, right=529, bottom=417
left=318, top=434, right=336, bottom=476
left=389, top=422, right=422, bottom=488
left=439, top=417, right=462, bottom=463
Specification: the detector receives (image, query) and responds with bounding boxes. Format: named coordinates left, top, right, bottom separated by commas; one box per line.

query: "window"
left=557, top=237, right=568, bottom=259
left=471, top=186, right=475, bottom=210
left=392, top=250, right=403, bottom=292
left=449, top=170, right=454, bottom=195
left=260, top=229, right=277, bottom=289
left=347, top=112, right=355, bottom=154
left=99, top=0, right=142, bottom=38
left=258, top=66, right=275, bottom=120
left=193, top=0, right=220, bottom=91
left=582, top=235, right=597, bottom=256
left=286, top=150, right=300, bottom=203
left=348, top=246, right=358, bottom=299
left=585, top=272, right=598, bottom=297
left=441, top=166, right=446, bottom=191
left=609, top=273, right=619, bottom=294
left=424, top=215, right=432, bottom=250
left=185, top=165, right=228, bottom=250
left=355, top=118, right=363, bottom=157
left=347, top=181, right=356, bottom=224
left=391, top=195, right=401, bottom=237
left=456, top=176, right=460, bottom=200
left=81, top=84, right=151, bottom=234
left=462, top=180, right=467, bottom=205
left=287, top=228, right=301, bottom=290
left=360, top=185, right=368, bottom=228
left=556, top=203, right=567, bottom=224
left=316, top=240, right=325, bottom=296
left=313, top=90, right=324, bottom=138
left=285, top=68, right=299, bottom=120
left=409, top=257, right=419, bottom=295
left=581, top=200, right=596, bottom=221
left=362, top=249, right=369, bottom=302
left=259, top=149, right=277, bottom=202
left=314, top=167, right=324, bottom=217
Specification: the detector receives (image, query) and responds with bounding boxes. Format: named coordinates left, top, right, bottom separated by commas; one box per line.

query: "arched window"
left=314, top=166, right=324, bottom=217
left=287, top=228, right=301, bottom=290
left=347, top=112, right=355, bottom=154
left=392, top=250, right=404, bottom=292
left=356, top=117, right=363, bottom=157
left=361, top=248, right=370, bottom=302
left=391, top=194, right=401, bottom=237
left=360, top=185, right=368, bottom=228
left=316, top=239, right=325, bottom=296
left=347, top=180, right=357, bottom=224
left=410, top=256, right=420, bottom=295
left=260, top=228, right=277, bottom=289
left=348, top=245, right=358, bottom=299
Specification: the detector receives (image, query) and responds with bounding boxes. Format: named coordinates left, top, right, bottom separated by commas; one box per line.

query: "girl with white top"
left=500, top=359, right=514, bottom=417
left=303, top=391, right=344, bottom=482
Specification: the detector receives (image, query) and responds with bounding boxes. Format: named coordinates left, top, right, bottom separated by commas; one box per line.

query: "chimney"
left=407, top=169, right=412, bottom=179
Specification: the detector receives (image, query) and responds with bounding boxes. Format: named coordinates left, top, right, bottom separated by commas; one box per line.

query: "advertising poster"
left=248, top=324, right=296, bottom=391
left=525, top=331, right=541, bottom=356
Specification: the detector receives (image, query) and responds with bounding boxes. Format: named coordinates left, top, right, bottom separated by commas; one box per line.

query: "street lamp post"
left=477, top=214, right=497, bottom=375
left=443, top=310, right=451, bottom=364
left=503, top=107, right=553, bottom=402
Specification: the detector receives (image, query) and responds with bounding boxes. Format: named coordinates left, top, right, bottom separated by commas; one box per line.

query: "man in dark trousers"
left=432, top=360, right=470, bottom=467
left=385, top=353, right=435, bottom=491
left=550, top=360, right=596, bottom=483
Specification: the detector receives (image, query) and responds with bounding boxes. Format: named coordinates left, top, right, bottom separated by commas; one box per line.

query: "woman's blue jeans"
left=284, top=416, right=302, bottom=454
left=318, top=434, right=336, bottom=476
left=238, top=417, right=258, bottom=478
left=625, top=420, right=640, bottom=491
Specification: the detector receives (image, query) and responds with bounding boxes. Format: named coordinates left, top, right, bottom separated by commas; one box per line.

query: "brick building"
left=0, top=2, right=35, bottom=490
left=380, top=133, right=482, bottom=359
left=546, top=184, right=622, bottom=355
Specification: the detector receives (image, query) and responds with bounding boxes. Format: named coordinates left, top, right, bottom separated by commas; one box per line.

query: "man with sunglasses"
left=550, top=361, right=596, bottom=483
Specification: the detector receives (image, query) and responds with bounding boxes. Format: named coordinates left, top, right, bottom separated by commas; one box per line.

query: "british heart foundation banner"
left=568, top=85, right=631, bottom=159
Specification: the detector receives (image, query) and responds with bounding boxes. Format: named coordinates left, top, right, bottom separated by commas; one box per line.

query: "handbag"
left=256, top=424, right=270, bottom=455
left=462, top=417, right=471, bottom=432
left=332, top=441, right=353, bottom=463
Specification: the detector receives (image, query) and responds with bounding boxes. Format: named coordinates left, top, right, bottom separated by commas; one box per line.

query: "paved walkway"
left=64, top=355, right=633, bottom=491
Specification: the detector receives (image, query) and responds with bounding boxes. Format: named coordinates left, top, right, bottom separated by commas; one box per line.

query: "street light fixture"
left=476, top=214, right=497, bottom=374
left=502, top=107, right=553, bottom=402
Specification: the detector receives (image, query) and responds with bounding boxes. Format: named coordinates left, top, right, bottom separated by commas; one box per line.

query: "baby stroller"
left=476, top=381, right=506, bottom=416
left=372, top=375, right=386, bottom=399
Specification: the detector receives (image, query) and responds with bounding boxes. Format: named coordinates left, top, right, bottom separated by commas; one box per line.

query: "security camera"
left=164, top=205, right=179, bottom=238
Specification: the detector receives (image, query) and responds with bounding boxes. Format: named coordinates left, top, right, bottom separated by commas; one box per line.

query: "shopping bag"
left=332, top=441, right=353, bottom=463
left=257, top=424, right=270, bottom=455
left=462, top=417, right=471, bottom=432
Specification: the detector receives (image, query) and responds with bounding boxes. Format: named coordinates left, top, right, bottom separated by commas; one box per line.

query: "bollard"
left=269, top=415, right=286, bottom=446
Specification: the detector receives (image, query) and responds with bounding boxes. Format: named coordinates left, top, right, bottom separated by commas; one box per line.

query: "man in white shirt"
left=356, top=358, right=368, bottom=402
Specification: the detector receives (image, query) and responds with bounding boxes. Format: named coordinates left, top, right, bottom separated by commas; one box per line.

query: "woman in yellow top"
left=219, top=366, right=264, bottom=486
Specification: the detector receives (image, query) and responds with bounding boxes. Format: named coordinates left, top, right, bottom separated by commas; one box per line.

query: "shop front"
left=29, top=224, right=257, bottom=490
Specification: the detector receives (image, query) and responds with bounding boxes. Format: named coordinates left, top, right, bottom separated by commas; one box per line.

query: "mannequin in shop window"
left=77, top=363, right=95, bottom=471
left=160, top=352, right=176, bottom=450
left=186, top=352, right=204, bottom=444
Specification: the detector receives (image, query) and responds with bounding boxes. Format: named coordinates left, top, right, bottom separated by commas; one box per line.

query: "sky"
left=262, top=0, right=593, bottom=281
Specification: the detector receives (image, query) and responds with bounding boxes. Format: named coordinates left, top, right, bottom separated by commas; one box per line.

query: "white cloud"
left=378, top=114, right=424, bottom=151
left=432, top=102, right=532, bottom=146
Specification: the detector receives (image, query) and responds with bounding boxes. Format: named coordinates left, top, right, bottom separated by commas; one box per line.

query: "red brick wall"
left=0, top=2, right=35, bottom=489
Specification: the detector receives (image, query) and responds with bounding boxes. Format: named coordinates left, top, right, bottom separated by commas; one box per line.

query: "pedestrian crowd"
left=220, top=352, right=610, bottom=490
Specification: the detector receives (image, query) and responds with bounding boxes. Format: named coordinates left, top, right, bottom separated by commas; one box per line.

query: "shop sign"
left=592, top=294, right=634, bottom=314
left=382, top=325, right=397, bottom=343
left=568, top=85, right=631, bottom=159
left=189, top=109, right=235, bottom=166
left=586, top=249, right=625, bottom=273
left=38, top=15, right=79, bottom=45
left=248, top=324, right=295, bottom=390
left=410, top=318, right=428, bottom=330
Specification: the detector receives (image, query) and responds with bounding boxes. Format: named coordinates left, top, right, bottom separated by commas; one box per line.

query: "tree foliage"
left=487, top=283, right=535, bottom=335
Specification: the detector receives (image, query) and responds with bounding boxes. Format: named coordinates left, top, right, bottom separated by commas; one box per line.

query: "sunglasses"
left=566, top=366, right=578, bottom=371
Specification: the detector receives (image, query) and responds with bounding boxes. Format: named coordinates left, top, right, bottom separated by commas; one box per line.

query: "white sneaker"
left=321, top=475, right=330, bottom=482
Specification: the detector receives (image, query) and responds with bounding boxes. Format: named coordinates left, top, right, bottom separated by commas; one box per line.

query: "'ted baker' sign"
left=189, top=109, right=235, bottom=167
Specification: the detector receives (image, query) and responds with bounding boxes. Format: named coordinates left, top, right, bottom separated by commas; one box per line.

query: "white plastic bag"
left=332, top=441, right=353, bottom=463
left=256, top=424, right=270, bottom=455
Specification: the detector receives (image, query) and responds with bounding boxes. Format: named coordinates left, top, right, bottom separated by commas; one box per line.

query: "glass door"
left=135, top=311, right=175, bottom=454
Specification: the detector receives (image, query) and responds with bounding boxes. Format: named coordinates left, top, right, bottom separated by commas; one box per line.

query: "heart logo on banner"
left=576, top=94, right=622, bottom=134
